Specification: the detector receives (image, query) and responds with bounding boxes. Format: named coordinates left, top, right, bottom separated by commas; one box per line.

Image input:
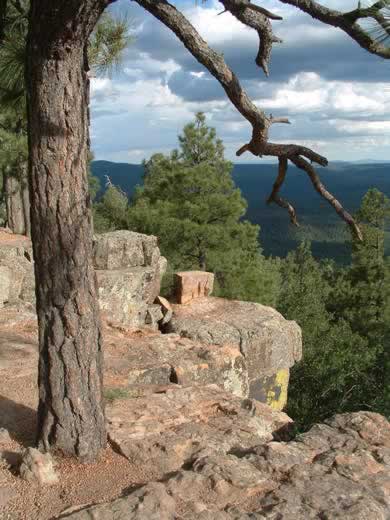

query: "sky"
left=90, top=0, right=390, bottom=164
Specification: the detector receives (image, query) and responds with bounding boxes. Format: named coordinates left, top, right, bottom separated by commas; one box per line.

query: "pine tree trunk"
left=26, top=0, right=107, bottom=461
left=4, top=164, right=30, bottom=236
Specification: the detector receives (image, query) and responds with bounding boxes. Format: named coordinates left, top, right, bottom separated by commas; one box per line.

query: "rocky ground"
left=0, top=230, right=389, bottom=519
left=0, top=305, right=389, bottom=519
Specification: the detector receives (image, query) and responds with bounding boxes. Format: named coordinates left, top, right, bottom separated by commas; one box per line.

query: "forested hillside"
left=91, top=160, right=390, bottom=263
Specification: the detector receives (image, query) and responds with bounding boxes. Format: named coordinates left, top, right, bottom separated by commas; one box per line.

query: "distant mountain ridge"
left=91, top=160, right=390, bottom=263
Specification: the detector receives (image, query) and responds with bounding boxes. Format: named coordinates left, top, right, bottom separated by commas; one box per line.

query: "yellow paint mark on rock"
left=266, top=368, right=289, bottom=411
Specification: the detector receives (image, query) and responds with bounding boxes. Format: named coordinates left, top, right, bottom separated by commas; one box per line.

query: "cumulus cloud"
left=90, top=0, right=390, bottom=163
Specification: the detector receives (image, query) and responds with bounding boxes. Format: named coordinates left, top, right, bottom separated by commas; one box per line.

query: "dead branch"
left=218, top=0, right=283, bottom=75
left=133, top=0, right=363, bottom=240
left=278, top=0, right=390, bottom=59
left=267, top=157, right=298, bottom=226
left=289, top=155, right=363, bottom=240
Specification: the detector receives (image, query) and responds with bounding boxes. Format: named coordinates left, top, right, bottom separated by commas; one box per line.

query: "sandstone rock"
left=93, top=232, right=167, bottom=328
left=145, top=304, right=164, bottom=328
left=60, top=482, right=175, bottom=520
left=0, top=428, right=11, bottom=443
left=155, top=295, right=172, bottom=325
left=19, top=447, right=59, bottom=486
left=64, top=410, right=390, bottom=519
left=0, top=230, right=167, bottom=329
left=93, top=230, right=161, bottom=270
left=104, top=329, right=249, bottom=398
left=145, top=411, right=390, bottom=519
left=167, top=297, right=302, bottom=409
left=96, top=267, right=158, bottom=329
left=0, top=232, right=35, bottom=305
left=174, top=271, right=214, bottom=304
left=106, top=384, right=292, bottom=475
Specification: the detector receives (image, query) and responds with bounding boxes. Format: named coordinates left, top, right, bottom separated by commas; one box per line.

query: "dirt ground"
left=0, top=311, right=162, bottom=520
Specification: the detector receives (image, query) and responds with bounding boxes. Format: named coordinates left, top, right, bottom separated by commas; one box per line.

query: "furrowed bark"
left=26, top=0, right=108, bottom=461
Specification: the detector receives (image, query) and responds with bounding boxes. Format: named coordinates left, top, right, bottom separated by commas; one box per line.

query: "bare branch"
left=133, top=0, right=362, bottom=239
left=289, top=155, right=364, bottom=241
left=267, top=157, right=298, bottom=226
left=218, top=0, right=283, bottom=75
left=278, top=0, right=390, bottom=59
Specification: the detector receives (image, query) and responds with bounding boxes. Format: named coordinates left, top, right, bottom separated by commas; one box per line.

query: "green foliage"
left=0, top=0, right=27, bottom=108
left=279, top=241, right=371, bottom=430
left=281, top=190, right=390, bottom=430
left=94, top=184, right=128, bottom=233
left=88, top=12, right=134, bottom=77
left=121, top=113, right=280, bottom=305
left=0, top=1, right=133, bottom=228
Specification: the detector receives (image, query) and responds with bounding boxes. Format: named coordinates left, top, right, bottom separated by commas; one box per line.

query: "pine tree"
left=126, top=113, right=280, bottom=306
left=326, top=189, right=390, bottom=412
left=0, top=1, right=132, bottom=235
left=279, top=241, right=369, bottom=430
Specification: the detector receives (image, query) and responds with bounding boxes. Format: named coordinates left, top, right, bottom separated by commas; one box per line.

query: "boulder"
left=19, top=447, right=59, bottom=486
left=96, top=267, right=158, bottom=329
left=167, top=297, right=302, bottom=410
left=0, top=229, right=167, bottom=329
left=0, top=229, right=35, bottom=306
left=174, top=271, right=214, bottom=304
left=94, top=231, right=167, bottom=328
left=93, top=230, right=161, bottom=270
left=106, top=384, right=292, bottom=475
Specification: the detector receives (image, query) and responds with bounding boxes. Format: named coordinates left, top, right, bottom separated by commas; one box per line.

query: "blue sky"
left=90, top=0, right=390, bottom=163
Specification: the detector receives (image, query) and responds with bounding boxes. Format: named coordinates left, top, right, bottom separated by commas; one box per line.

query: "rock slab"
left=167, top=297, right=302, bottom=410
left=64, top=411, right=390, bottom=520
left=104, top=328, right=249, bottom=399
left=106, top=384, right=292, bottom=475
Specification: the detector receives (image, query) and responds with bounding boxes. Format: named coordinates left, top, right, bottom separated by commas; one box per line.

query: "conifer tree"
left=279, top=241, right=369, bottom=430
left=0, top=0, right=131, bottom=235
left=126, top=113, right=280, bottom=305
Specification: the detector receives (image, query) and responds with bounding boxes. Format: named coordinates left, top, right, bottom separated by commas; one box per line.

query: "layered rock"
left=167, top=297, right=302, bottom=410
left=104, top=328, right=248, bottom=398
left=61, top=411, right=390, bottom=520
left=0, top=229, right=167, bottom=329
left=106, top=384, right=292, bottom=476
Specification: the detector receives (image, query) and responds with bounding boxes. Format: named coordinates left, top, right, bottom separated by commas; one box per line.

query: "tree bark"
left=26, top=0, right=107, bottom=461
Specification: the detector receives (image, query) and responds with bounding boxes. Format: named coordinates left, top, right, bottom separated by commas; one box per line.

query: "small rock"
left=19, top=447, right=59, bottom=486
left=174, top=271, right=214, bottom=304
left=0, top=428, right=11, bottom=443
left=155, top=295, right=173, bottom=325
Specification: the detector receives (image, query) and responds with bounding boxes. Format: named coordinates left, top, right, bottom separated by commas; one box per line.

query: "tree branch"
left=267, top=157, right=298, bottom=226
left=218, top=0, right=283, bottom=75
left=278, top=0, right=390, bottom=59
left=133, top=0, right=362, bottom=239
